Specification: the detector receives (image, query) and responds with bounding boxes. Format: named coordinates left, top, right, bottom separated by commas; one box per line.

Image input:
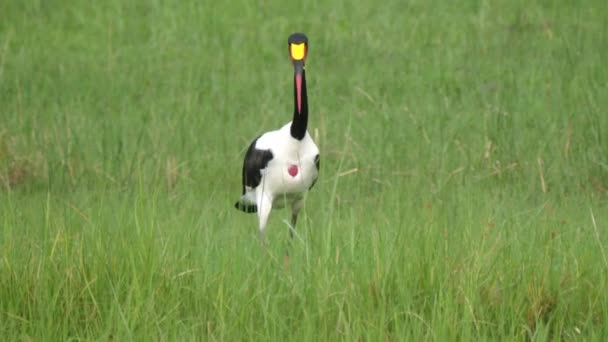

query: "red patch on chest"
left=288, top=165, right=299, bottom=177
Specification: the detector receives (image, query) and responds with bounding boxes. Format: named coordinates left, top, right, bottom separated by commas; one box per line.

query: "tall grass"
left=1, top=0, right=607, bottom=340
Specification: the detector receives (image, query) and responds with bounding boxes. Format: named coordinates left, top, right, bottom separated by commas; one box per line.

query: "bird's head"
left=288, top=33, right=308, bottom=76
left=288, top=33, right=308, bottom=117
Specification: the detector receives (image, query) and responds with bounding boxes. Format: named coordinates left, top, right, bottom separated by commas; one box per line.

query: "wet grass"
left=1, top=0, right=608, bottom=340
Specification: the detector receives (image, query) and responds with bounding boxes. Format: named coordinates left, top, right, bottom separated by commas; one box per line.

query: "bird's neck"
left=290, top=69, right=308, bottom=140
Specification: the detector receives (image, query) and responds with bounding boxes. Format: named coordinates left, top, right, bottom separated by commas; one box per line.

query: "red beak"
left=294, top=60, right=304, bottom=114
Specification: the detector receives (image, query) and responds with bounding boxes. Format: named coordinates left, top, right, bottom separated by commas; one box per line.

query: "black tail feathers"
left=234, top=201, right=257, bottom=213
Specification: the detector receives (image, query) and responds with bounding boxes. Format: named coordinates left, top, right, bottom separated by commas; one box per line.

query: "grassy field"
left=1, top=0, right=608, bottom=340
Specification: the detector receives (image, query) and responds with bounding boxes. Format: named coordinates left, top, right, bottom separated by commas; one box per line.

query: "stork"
left=234, top=33, right=320, bottom=243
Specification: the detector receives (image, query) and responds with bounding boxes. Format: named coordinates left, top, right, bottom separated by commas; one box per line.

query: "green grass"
left=1, top=0, right=608, bottom=340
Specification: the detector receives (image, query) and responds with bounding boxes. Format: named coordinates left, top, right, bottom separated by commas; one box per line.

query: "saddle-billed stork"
left=234, top=33, right=320, bottom=242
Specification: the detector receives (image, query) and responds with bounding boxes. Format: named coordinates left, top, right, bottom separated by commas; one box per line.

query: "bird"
left=235, top=32, right=320, bottom=243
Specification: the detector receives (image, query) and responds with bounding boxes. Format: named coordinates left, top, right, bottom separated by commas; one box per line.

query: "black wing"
left=241, top=136, right=274, bottom=194
left=309, top=153, right=320, bottom=190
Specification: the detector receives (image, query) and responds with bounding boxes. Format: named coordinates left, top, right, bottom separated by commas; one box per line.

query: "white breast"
left=256, top=123, right=319, bottom=198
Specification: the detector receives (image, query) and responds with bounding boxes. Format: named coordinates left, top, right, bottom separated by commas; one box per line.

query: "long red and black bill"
left=288, top=33, right=308, bottom=114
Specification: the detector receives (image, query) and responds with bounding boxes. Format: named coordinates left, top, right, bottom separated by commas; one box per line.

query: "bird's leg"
left=257, top=192, right=272, bottom=246
left=285, top=212, right=298, bottom=257
left=289, top=213, right=298, bottom=239
left=286, top=199, right=304, bottom=257
left=283, top=211, right=297, bottom=267
left=289, top=198, right=304, bottom=239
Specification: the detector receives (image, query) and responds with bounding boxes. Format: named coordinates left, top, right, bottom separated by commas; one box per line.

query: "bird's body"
left=237, top=122, right=319, bottom=211
left=235, top=33, right=319, bottom=242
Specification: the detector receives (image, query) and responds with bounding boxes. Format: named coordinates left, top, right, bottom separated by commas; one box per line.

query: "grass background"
left=1, top=0, right=607, bottom=340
